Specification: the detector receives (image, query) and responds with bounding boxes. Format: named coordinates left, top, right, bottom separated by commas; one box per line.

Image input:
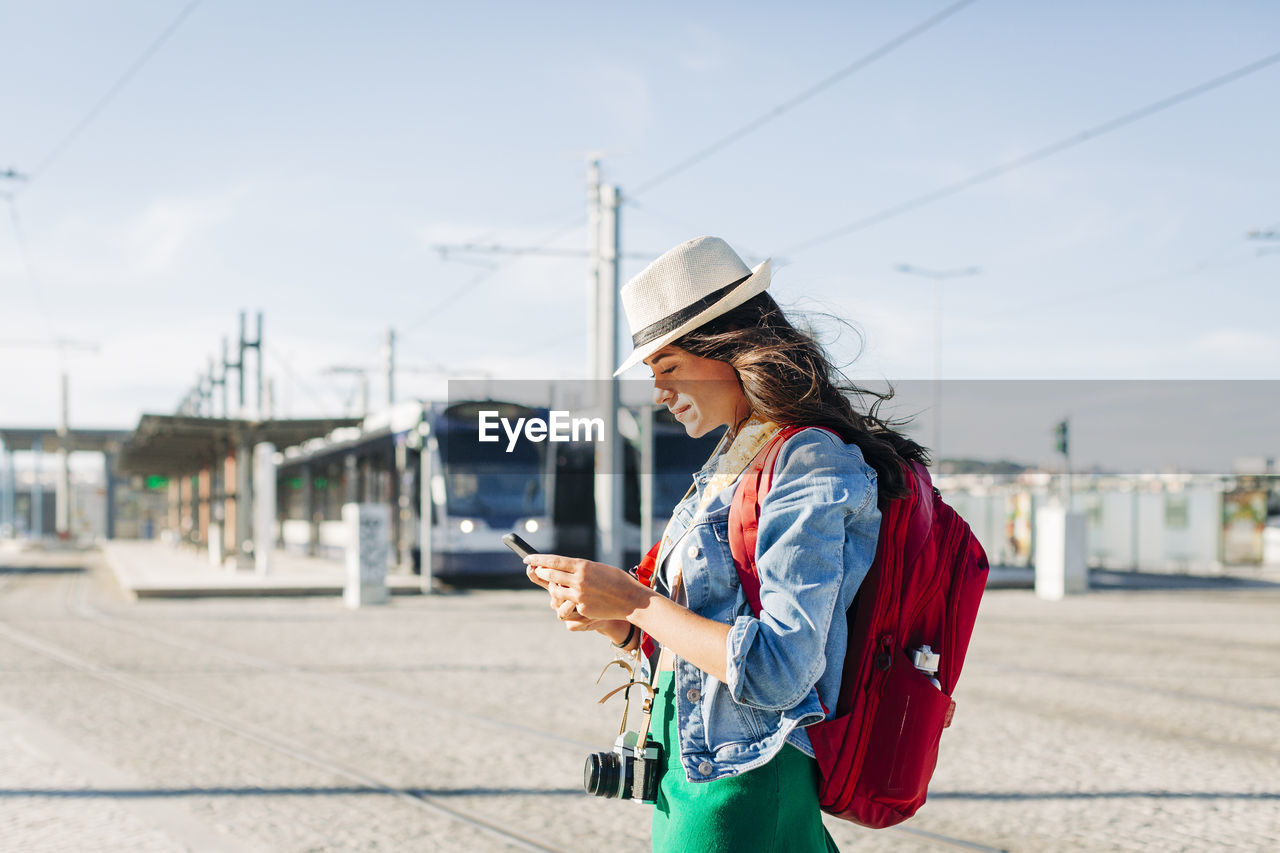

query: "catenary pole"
left=594, top=184, right=625, bottom=569
left=587, top=159, right=601, bottom=378
left=384, top=328, right=396, bottom=407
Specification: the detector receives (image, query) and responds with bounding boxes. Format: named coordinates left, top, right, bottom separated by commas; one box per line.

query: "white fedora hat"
left=614, top=236, right=771, bottom=376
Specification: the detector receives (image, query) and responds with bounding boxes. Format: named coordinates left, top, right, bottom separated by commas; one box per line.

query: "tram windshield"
left=437, top=418, right=548, bottom=523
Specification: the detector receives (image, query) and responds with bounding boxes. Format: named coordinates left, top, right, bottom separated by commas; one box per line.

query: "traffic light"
left=1054, top=419, right=1069, bottom=456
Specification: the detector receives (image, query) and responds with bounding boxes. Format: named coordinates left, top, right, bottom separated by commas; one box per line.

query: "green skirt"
left=649, top=671, right=840, bottom=852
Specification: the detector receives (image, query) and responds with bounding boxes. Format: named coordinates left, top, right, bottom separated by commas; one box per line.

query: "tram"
left=275, top=400, right=717, bottom=579
left=417, top=400, right=557, bottom=576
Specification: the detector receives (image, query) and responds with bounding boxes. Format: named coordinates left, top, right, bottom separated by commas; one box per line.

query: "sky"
left=2, top=1, right=1278, bottom=471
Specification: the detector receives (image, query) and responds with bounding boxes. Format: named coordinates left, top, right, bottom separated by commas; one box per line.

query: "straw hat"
left=614, top=236, right=771, bottom=376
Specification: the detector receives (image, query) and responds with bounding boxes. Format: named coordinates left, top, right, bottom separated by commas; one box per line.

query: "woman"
left=526, top=236, right=928, bottom=852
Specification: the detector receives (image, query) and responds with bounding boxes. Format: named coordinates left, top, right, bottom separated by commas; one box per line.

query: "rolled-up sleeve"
left=724, top=431, right=876, bottom=710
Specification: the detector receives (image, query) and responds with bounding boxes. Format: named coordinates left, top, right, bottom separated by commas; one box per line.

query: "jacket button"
left=686, top=688, right=701, bottom=702
left=687, top=544, right=700, bottom=559
left=698, top=761, right=713, bottom=776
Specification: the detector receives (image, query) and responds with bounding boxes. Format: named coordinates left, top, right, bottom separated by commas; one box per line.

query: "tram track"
left=0, top=600, right=564, bottom=853
left=3, top=556, right=1009, bottom=853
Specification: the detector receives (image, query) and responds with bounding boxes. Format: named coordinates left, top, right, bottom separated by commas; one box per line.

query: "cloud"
left=122, top=188, right=248, bottom=275
left=1189, top=329, right=1280, bottom=363
left=8, top=186, right=251, bottom=292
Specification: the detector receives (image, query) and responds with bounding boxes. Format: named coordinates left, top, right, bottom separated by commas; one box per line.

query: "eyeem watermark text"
left=478, top=410, right=605, bottom=452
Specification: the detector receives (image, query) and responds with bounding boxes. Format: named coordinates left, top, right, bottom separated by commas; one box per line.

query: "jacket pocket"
left=700, top=681, right=764, bottom=752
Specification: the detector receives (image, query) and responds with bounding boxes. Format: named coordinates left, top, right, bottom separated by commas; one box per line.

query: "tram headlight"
left=459, top=519, right=475, bottom=534
left=524, top=519, right=539, bottom=534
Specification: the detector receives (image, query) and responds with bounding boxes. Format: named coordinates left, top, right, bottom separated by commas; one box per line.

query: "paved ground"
left=99, top=541, right=425, bottom=598
left=0, top=546, right=1277, bottom=852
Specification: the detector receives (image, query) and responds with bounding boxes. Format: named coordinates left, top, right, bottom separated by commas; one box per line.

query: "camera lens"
left=583, top=751, right=622, bottom=798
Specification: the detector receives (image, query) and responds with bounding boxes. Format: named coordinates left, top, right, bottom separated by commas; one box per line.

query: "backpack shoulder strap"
left=728, top=425, right=834, bottom=616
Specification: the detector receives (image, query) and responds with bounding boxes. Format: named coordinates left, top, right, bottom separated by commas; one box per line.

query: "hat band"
left=630, top=274, right=751, bottom=349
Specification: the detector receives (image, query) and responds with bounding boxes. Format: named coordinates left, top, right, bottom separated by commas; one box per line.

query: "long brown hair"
left=671, top=292, right=929, bottom=499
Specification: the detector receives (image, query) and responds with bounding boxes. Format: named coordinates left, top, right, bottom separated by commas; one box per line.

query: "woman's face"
left=644, top=345, right=750, bottom=438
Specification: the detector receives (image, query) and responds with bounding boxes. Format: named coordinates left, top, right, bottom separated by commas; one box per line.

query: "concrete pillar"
left=395, top=435, right=412, bottom=573
left=253, top=443, right=276, bottom=575
left=1035, top=506, right=1088, bottom=600
left=344, top=502, right=390, bottom=607
left=222, top=449, right=236, bottom=565
left=235, top=440, right=253, bottom=568
left=0, top=438, right=13, bottom=537
left=55, top=374, right=71, bottom=538
left=301, top=463, right=317, bottom=557
left=198, top=467, right=211, bottom=550
left=344, top=454, right=358, bottom=505
left=208, top=449, right=224, bottom=565
left=32, top=436, right=43, bottom=538
left=179, top=473, right=193, bottom=546
left=168, top=477, right=181, bottom=543
left=55, top=444, right=71, bottom=538
left=360, top=458, right=374, bottom=503
left=103, top=452, right=117, bottom=540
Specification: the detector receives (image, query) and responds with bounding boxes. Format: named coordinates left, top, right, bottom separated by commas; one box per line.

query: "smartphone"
left=502, top=532, right=536, bottom=559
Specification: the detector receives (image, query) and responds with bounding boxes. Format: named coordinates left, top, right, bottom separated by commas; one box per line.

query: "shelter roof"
left=0, top=426, right=130, bottom=453
left=116, top=415, right=360, bottom=476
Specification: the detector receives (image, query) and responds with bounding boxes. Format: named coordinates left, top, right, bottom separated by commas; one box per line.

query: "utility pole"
left=221, top=334, right=240, bottom=417
left=0, top=338, right=98, bottom=539
left=219, top=310, right=263, bottom=419
left=211, top=345, right=228, bottom=418
left=1054, top=418, right=1071, bottom=508
left=383, top=328, right=396, bottom=407
left=587, top=159, right=601, bottom=378
left=55, top=373, right=71, bottom=538
left=248, top=312, right=263, bottom=418
left=894, top=264, right=981, bottom=463
left=594, top=181, right=625, bottom=569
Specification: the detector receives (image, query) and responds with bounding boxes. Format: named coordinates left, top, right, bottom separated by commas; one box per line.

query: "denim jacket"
left=645, top=427, right=880, bottom=783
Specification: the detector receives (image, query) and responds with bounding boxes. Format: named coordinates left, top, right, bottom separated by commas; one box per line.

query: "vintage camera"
left=584, top=660, right=663, bottom=804
left=583, top=731, right=662, bottom=803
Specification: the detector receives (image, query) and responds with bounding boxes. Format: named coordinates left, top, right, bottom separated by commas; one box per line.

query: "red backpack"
left=728, top=426, right=989, bottom=828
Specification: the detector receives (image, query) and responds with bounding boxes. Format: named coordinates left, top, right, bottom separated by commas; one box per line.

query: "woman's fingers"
left=523, top=553, right=579, bottom=571
left=525, top=564, right=550, bottom=590
left=524, top=554, right=594, bottom=587
left=530, top=556, right=636, bottom=622
left=532, top=566, right=577, bottom=587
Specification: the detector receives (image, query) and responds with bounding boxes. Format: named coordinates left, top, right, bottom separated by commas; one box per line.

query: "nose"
left=652, top=382, right=675, bottom=406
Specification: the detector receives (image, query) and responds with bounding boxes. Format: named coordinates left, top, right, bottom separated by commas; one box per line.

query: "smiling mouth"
left=671, top=404, right=691, bottom=418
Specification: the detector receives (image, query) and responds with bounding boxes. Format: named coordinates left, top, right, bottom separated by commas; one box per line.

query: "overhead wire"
left=781, top=47, right=1280, bottom=257
left=263, top=343, right=346, bottom=417
left=399, top=216, right=586, bottom=338
left=4, top=197, right=61, bottom=348
left=629, top=0, right=979, bottom=198
left=415, top=4, right=979, bottom=349
left=19, top=0, right=203, bottom=187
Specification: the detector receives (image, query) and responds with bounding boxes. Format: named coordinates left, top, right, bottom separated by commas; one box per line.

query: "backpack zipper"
left=903, top=493, right=955, bottom=642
